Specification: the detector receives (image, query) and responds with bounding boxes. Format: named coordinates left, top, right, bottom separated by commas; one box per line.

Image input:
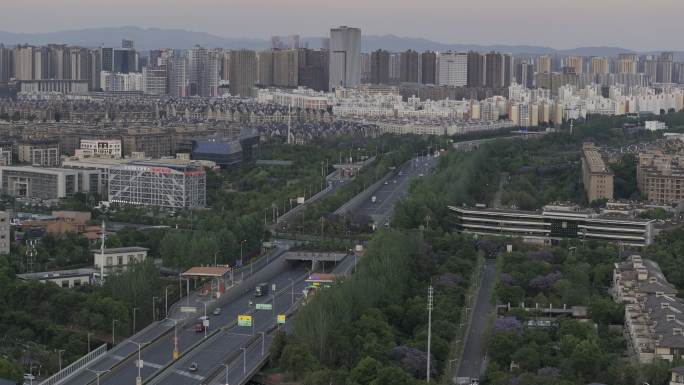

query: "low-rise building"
left=17, top=268, right=98, bottom=288
left=18, top=139, right=60, bottom=167
left=614, top=255, right=684, bottom=364
left=0, top=166, right=81, bottom=199
left=671, top=367, right=684, bottom=385
left=93, top=246, right=148, bottom=273
left=646, top=121, right=667, bottom=131
left=78, top=139, right=122, bottom=159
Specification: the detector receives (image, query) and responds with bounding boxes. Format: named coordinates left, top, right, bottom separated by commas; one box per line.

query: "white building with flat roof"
left=79, top=139, right=122, bottom=158
left=645, top=121, right=667, bottom=131
left=93, top=246, right=148, bottom=273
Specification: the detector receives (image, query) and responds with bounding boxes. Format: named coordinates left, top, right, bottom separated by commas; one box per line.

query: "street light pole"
left=203, top=302, right=208, bottom=338
left=240, top=239, right=246, bottom=266
left=87, top=332, right=92, bottom=353
left=111, top=319, right=119, bottom=345
left=427, top=285, right=433, bottom=383
left=132, top=307, right=139, bottom=334
left=128, top=341, right=150, bottom=385
left=152, top=296, right=159, bottom=322
left=288, top=278, right=294, bottom=305
left=165, top=286, right=171, bottom=319
left=259, top=332, right=266, bottom=356
left=56, top=349, right=65, bottom=372
left=241, top=347, right=247, bottom=374
left=86, top=368, right=110, bottom=385
left=220, top=363, right=230, bottom=385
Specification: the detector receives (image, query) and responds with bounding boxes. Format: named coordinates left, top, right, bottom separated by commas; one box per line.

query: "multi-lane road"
left=62, top=243, right=295, bottom=385
left=154, top=254, right=357, bottom=385
left=354, top=155, right=439, bottom=227
left=59, top=154, right=436, bottom=385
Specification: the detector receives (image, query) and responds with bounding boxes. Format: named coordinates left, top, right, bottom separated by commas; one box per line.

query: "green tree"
left=0, top=356, right=21, bottom=382
left=347, top=357, right=382, bottom=385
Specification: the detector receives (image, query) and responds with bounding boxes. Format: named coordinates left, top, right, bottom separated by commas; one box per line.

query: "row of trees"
left=271, top=230, right=481, bottom=385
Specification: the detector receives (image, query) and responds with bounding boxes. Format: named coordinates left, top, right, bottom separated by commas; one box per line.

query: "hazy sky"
left=2, top=0, right=682, bottom=50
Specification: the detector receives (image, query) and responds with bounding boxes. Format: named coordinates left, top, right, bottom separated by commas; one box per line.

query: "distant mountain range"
left=0, top=26, right=681, bottom=59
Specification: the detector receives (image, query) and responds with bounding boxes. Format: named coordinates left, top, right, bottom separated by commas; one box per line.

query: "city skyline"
left=0, top=0, right=683, bottom=51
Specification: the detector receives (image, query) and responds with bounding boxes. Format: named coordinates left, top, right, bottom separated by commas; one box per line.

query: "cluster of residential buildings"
left=583, top=133, right=684, bottom=206
left=637, top=134, right=684, bottom=205
left=613, top=254, right=684, bottom=364
left=2, top=26, right=683, bottom=102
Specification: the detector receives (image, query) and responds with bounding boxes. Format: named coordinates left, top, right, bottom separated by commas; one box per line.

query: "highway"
left=63, top=242, right=295, bottom=385
left=354, top=155, right=440, bottom=227
left=454, top=260, right=497, bottom=381
left=150, top=254, right=357, bottom=385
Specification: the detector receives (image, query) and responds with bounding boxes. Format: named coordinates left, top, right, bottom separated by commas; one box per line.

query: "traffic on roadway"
left=63, top=242, right=295, bottom=385
left=147, top=252, right=357, bottom=385
left=355, top=154, right=439, bottom=228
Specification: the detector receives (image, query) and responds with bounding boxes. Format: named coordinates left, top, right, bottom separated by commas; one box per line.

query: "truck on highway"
left=371, top=195, right=377, bottom=203
left=255, top=282, right=269, bottom=297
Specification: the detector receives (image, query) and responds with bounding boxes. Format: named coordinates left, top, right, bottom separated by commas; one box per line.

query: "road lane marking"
left=173, top=369, right=205, bottom=381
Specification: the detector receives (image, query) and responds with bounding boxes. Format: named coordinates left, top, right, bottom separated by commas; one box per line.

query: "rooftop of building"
left=583, top=143, right=613, bottom=174
left=450, top=204, right=654, bottom=223
left=92, top=246, right=149, bottom=254
left=17, top=267, right=98, bottom=280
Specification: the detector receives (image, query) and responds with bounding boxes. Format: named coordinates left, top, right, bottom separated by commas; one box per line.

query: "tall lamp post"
left=220, top=363, right=230, bottom=385
left=287, top=278, right=294, bottom=305
left=56, top=349, right=65, bottom=372
left=165, top=286, right=172, bottom=319
left=111, top=319, right=119, bottom=346
left=132, top=307, right=139, bottom=334
left=240, top=239, right=247, bottom=267
left=152, top=296, right=159, bottom=322
left=86, top=368, right=110, bottom=385
left=128, top=340, right=150, bottom=385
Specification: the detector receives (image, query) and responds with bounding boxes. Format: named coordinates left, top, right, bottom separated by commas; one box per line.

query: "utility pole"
left=427, top=285, right=433, bottom=383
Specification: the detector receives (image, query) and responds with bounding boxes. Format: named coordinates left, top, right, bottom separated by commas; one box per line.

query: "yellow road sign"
left=238, top=315, right=252, bottom=327
left=277, top=314, right=286, bottom=324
